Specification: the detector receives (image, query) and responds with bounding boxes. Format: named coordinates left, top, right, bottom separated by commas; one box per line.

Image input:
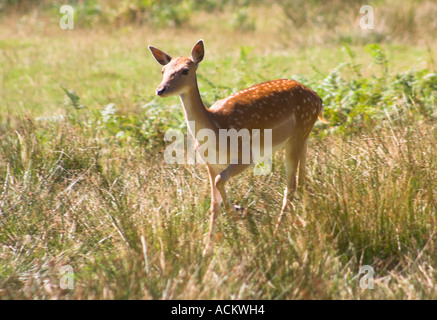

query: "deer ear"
left=148, top=45, right=172, bottom=66
left=191, top=39, right=204, bottom=64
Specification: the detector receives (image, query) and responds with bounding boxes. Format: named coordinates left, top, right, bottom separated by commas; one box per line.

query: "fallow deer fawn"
left=149, top=40, right=327, bottom=254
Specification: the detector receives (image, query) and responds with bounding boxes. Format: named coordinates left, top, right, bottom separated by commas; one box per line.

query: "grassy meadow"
left=1, top=0, right=437, bottom=299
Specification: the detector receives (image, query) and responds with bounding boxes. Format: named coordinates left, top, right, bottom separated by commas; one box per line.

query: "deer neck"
left=179, top=77, right=216, bottom=138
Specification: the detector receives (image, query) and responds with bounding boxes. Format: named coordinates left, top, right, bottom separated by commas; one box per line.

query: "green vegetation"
left=0, top=0, right=436, bottom=299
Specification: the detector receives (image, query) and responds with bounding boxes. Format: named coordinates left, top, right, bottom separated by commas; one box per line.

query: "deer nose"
left=156, top=85, right=167, bottom=96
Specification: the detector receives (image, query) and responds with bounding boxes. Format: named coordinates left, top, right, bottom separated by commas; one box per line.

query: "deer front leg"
left=203, top=163, right=250, bottom=256
left=204, top=165, right=222, bottom=256
left=214, top=163, right=251, bottom=215
left=207, top=165, right=222, bottom=217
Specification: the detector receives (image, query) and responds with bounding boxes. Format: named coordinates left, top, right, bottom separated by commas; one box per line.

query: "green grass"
left=1, top=2, right=437, bottom=300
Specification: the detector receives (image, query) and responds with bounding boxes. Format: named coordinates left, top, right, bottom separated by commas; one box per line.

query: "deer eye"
left=181, top=69, right=189, bottom=75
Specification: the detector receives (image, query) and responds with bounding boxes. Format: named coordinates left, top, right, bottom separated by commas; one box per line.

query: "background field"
left=0, top=0, right=436, bottom=299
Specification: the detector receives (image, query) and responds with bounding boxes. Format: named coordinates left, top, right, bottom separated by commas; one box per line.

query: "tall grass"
left=1, top=111, right=436, bottom=299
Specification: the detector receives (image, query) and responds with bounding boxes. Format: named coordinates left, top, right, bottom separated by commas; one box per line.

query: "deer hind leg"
left=275, top=138, right=306, bottom=232
left=298, top=137, right=309, bottom=187
left=282, top=139, right=301, bottom=208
